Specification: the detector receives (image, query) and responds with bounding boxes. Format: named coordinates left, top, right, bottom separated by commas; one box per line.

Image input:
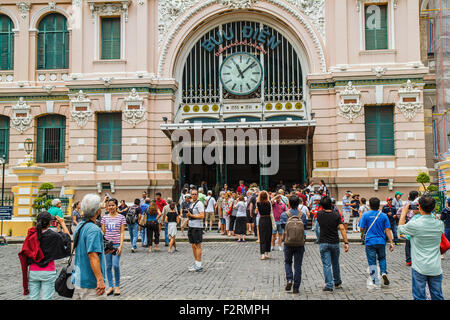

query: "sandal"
left=114, top=288, right=120, bottom=296
left=106, top=288, right=114, bottom=296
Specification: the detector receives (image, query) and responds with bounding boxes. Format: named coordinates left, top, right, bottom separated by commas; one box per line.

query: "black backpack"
left=126, top=205, right=138, bottom=224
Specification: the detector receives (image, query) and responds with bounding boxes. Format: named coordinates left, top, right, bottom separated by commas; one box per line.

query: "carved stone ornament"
left=11, top=97, right=33, bottom=133
left=88, top=1, right=131, bottom=22
left=101, top=77, right=113, bottom=87
left=123, top=88, right=146, bottom=127
left=70, top=90, right=93, bottom=127
left=17, top=2, right=31, bottom=19
left=158, top=0, right=325, bottom=48
left=337, top=81, right=363, bottom=122
left=396, top=80, right=422, bottom=121
left=48, top=1, right=56, bottom=11
left=371, top=66, right=387, bottom=78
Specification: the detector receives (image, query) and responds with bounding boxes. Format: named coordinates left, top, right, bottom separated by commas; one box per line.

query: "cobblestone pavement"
left=1, top=241, right=448, bottom=300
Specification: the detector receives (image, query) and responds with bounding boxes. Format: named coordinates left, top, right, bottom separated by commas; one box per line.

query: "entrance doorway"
left=179, top=144, right=307, bottom=194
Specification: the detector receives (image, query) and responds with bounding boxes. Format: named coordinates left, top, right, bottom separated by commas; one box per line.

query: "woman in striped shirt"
left=101, top=198, right=126, bottom=296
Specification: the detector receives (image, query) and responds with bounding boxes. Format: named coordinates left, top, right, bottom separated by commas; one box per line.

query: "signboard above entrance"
left=201, top=26, right=281, bottom=54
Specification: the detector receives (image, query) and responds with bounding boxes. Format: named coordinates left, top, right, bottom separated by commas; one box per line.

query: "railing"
left=0, top=71, right=14, bottom=83
left=36, top=69, right=70, bottom=83
left=0, top=195, right=14, bottom=206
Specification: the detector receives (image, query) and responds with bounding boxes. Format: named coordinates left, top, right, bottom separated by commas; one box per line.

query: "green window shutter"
left=97, top=113, right=122, bottom=160
left=37, top=13, right=69, bottom=69
left=365, top=4, right=388, bottom=50
left=0, top=15, right=14, bottom=70
left=0, top=116, right=9, bottom=162
left=101, top=18, right=121, bottom=60
left=365, top=106, right=394, bottom=156
left=36, top=115, right=66, bottom=163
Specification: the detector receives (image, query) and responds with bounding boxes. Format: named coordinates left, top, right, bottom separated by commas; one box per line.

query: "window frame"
left=36, top=114, right=66, bottom=164
left=36, top=13, right=70, bottom=70
left=0, top=14, right=14, bottom=71
left=363, top=2, right=389, bottom=51
left=96, top=112, right=122, bottom=161
left=99, top=16, right=122, bottom=61
left=364, top=105, right=395, bottom=156
left=0, top=115, right=9, bottom=163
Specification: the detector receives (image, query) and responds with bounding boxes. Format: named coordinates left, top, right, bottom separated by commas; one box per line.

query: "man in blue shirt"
left=359, top=197, right=394, bottom=289
left=72, top=194, right=107, bottom=300
left=280, top=195, right=307, bottom=294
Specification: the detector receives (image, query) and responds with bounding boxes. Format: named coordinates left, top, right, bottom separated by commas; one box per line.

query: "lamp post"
left=24, top=138, right=34, bottom=166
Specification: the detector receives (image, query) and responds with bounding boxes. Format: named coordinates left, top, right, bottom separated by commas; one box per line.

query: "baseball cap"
left=185, top=194, right=192, bottom=198
left=386, top=197, right=393, bottom=201
left=395, top=191, right=403, bottom=196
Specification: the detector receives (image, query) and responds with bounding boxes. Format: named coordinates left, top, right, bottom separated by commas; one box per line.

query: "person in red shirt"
left=155, top=192, right=167, bottom=238
left=236, top=180, right=248, bottom=196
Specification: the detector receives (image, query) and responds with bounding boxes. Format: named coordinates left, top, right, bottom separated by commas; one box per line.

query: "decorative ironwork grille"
left=181, top=21, right=303, bottom=106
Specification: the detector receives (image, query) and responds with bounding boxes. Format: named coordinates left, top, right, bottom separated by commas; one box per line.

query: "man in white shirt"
left=187, top=189, right=205, bottom=272
left=204, top=191, right=217, bottom=232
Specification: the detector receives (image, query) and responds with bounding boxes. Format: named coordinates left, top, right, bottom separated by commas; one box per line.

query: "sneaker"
left=285, top=282, right=292, bottom=291
left=367, top=282, right=381, bottom=290
left=131, top=248, right=136, bottom=253
left=278, top=246, right=283, bottom=251
left=406, top=262, right=412, bottom=267
left=442, top=255, right=444, bottom=260
left=322, top=287, right=333, bottom=292
left=195, top=267, right=203, bottom=272
left=188, top=265, right=197, bottom=272
left=271, top=246, right=274, bottom=251
left=381, top=273, right=389, bottom=286
left=334, top=281, right=342, bottom=288
left=237, top=239, right=241, bottom=242
left=293, top=288, right=299, bottom=294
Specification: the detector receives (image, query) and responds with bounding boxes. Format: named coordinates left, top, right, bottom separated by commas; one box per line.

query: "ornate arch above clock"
left=175, top=17, right=310, bottom=122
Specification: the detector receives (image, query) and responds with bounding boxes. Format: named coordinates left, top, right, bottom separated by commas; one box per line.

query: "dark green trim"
left=0, top=95, right=69, bottom=102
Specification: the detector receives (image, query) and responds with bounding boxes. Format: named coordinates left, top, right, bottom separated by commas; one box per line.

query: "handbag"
left=55, top=220, right=91, bottom=298
left=440, top=233, right=450, bottom=255
left=139, top=210, right=148, bottom=227
left=227, top=202, right=234, bottom=216
left=270, top=202, right=277, bottom=231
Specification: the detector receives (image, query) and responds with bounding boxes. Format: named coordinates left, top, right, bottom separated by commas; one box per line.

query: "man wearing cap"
left=382, top=197, right=400, bottom=245
left=392, top=192, right=403, bottom=211
left=342, top=191, right=352, bottom=232
left=180, top=194, right=192, bottom=237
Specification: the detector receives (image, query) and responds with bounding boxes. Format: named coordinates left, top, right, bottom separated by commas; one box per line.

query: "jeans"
left=105, top=244, right=121, bottom=288
left=128, top=223, right=138, bottom=250
left=284, top=245, right=305, bottom=290
left=405, top=239, right=411, bottom=263
left=164, top=222, right=169, bottom=245
left=389, top=221, right=399, bottom=243
left=140, top=227, right=147, bottom=246
left=411, top=268, right=444, bottom=300
left=272, top=221, right=284, bottom=235
left=319, top=243, right=341, bottom=289
left=146, top=221, right=160, bottom=246
left=365, top=244, right=387, bottom=285
left=28, top=270, right=57, bottom=300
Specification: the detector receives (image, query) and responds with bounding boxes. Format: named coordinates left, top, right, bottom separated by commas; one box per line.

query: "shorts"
left=220, top=218, right=226, bottom=225
left=180, top=217, right=189, bottom=228
left=205, top=211, right=215, bottom=222
left=342, top=211, right=351, bottom=224
left=246, top=211, right=254, bottom=223
left=188, top=227, right=203, bottom=244
left=167, top=222, right=177, bottom=237
left=272, top=221, right=284, bottom=235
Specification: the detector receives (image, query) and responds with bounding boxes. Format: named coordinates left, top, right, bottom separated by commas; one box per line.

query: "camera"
left=104, top=238, right=117, bottom=255
left=408, top=200, right=419, bottom=211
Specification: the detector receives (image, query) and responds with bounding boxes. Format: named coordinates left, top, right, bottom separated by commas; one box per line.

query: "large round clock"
left=219, top=52, right=263, bottom=96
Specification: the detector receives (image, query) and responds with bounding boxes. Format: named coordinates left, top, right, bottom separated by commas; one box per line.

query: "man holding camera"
left=187, top=189, right=205, bottom=272
left=398, top=195, right=444, bottom=300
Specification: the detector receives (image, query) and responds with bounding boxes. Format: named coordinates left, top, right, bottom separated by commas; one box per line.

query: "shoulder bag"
left=270, top=202, right=277, bottom=231
left=55, top=220, right=92, bottom=298
left=362, top=211, right=381, bottom=244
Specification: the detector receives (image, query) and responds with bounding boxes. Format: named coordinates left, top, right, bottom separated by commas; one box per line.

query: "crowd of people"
left=17, top=178, right=449, bottom=301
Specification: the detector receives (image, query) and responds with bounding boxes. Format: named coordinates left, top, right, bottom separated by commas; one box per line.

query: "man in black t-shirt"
left=316, top=196, right=349, bottom=292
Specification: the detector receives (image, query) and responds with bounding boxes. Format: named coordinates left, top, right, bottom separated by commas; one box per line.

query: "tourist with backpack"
left=126, top=199, right=142, bottom=253
left=280, top=195, right=307, bottom=294
left=236, top=180, right=248, bottom=196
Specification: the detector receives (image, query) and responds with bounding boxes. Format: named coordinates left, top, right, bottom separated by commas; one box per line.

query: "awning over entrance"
left=160, top=119, right=316, bottom=143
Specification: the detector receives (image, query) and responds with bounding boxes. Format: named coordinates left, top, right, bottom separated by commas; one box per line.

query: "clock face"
left=219, top=52, right=263, bottom=96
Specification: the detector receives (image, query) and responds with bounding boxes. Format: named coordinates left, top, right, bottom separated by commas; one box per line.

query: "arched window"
left=0, top=14, right=14, bottom=70
left=0, top=116, right=9, bottom=162
left=36, top=115, right=66, bottom=163
left=37, top=13, right=69, bottom=70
